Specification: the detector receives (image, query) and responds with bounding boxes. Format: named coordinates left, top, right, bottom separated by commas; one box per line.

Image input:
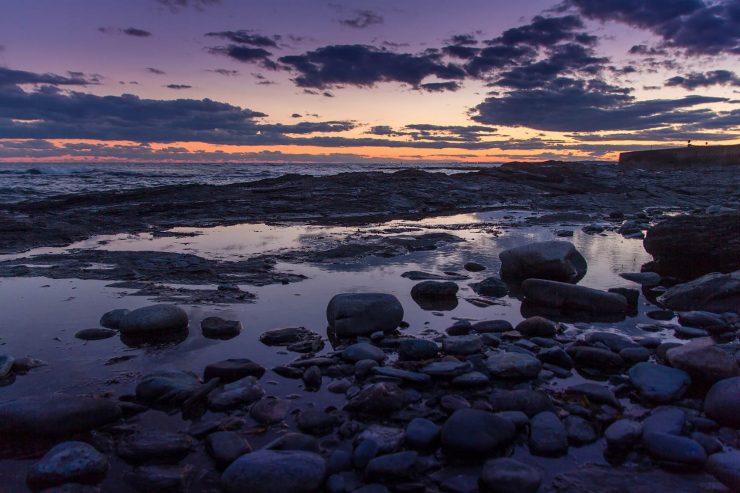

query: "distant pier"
left=619, top=144, right=740, bottom=169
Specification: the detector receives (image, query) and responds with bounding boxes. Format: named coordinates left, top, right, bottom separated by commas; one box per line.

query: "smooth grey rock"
left=405, top=418, right=439, bottom=449
left=220, top=450, right=326, bottom=493
left=119, top=304, right=188, bottom=334
left=201, top=317, right=242, bottom=339
left=604, top=419, right=642, bottom=449
left=620, top=272, right=661, bottom=286
left=411, top=281, right=459, bottom=299
left=296, top=409, right=337, bottom=436
left=398, top=339, right=438, bottom=361
left=364, top=451, right=417, bottom=481
left=516, top=316, right=556, bottom=337
left=344, top=382, right=405, bottom=416
left=706, top=451, right=740, bottom=491
left=628, top=362, right=691, bottom=403
left=441, top=408, right=515, bottom=455
left=472, top=320, right=513, bottom=333
left=353, top=439, right=379, bottom=469
left=74, top=328, right=117, bottom=341
left=421, top=360, right=472, bottom=377
left=479, top=458, right=541, bottom=493
left=489, top=389, right=555, bottom=417
left=125, top=465, right=193, bottom=492
left=27, top=442, right=108, bottom=490
left=206, top=431, right=251, bottom=466
left=529, top=411, right=568, bottom=456
left=0, top=394, right=120, bottom=437
left=567, top=346, right=624, bottom=372
left=585, top=331, right=639, bottom=352
left=263, top=433, right=319, bottom=453
left=452, top=371, right=489, bottom=388
left=470, top=277, right=508, bottom=297
left=117, top=431, right=192, bottom=464
left=464, top=262, right=486, bottom=272
left=658, top=271, right=740, bottom=314
left=485, top=352, right=541, bottom=379
left=208, top=377, right=264, bottom=411
left=620, top=346, right=651, bottom=363
left=643, top=407, right=686, bottom=435
left=704, top=376, right=740, bottom=428
left=643, top=432, right=706, bottom=466
left=259, top=327, right=318, bottom=346
left=499, top=241, right=587, bottom=282
left=372, top=367, right=430, bottom=384
left=566, top=383, right=621, bottom=408
left=99, top=308, right=129, bottom=329
left=0, top=354, right=15, bottom=377
left=135, top=369, right=201, bottom=406
left=666, top=338, right=739, bottom=385
left=302, top=365, right=322, bottom=391
left=564, top=415, right=597, bottom=445
left=327, top=293, right=404, bottom=337
left=522, top=279, right=628, bottom=313
left=342, top=343, right=385, bottom=363
left=250, top=397, right=289, bottom=424
left=204, top=358, right=265, bottom=382
left=537, top=347, right=573, bottom=369
left=443, top=335, right=483, bottom=355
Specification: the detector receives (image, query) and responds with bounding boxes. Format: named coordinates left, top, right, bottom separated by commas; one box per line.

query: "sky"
left=0, top=0, right=738, bottom=163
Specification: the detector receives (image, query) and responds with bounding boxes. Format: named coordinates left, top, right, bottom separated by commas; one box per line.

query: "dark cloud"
left=472, top=77, right=727, bottom=132
left=209, top=68, right=239, bottom=76
left=123, top=27, right=152, bottom=37
left=208, top=45, right=277, bottom=69
left=147, top=67, right=166, bottom=75
left=420, top=81, right=461, bottom=92
left=497, top=15, right=589, bottom=46
left=565, top=0, right=740, bottom=55
left=205, top=30, right=280, bottom=48
left=165, top=84, right=192, bottom=89
left=569, top=127, right=738, bottom=142
left=442, top=44, right=480, bottom=59
left=279, top=44, right=465, bottom=89
left=339, top=10, right=384, bottom=29
left=666, top=70, right=740, bottom=89
left=157, top=0, right=221, bottom=12
left=447, top=34, right=478, bottom=46
left=291, top=113, right=302, bottom=118
left=629, top=44, right=668, bottom=56
left=367, top=123, right=498, bottom=143
left=0, top=67, right=93, bottom=86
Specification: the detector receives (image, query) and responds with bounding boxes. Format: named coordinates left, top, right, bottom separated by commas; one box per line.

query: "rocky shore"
left=0, top=162, right=739, bottom=492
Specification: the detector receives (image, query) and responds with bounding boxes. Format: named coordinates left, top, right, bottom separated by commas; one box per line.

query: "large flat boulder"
left=499, top=241, right=587, bottom=282
left=658, top=270, right=740, bottom=314
left=327, top=293, right=403, bottom=337
left=522, top=279, right=629, bottom=314
left=119, top=304, right=188, bottom=335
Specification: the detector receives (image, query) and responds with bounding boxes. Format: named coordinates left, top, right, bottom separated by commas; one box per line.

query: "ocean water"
left=0, top=162, right=496, bottom=204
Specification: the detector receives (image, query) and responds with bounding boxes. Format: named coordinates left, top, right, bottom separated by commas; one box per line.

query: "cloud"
left=0, top=67, right=94, bottom=86
left=564, top=0, right=740, bottom=55
left=472, top=77, right=727, bottom=131
left=338, top=10, right=384, bottom=29
left=666, top=70, right=740, bottom=89
left=165, top=84, right=192, bottom=89
left=147, top=67, right=166, bottom=75
left=205, top=30, right=280, bottom=48
left=208, top=45, right=277, bottom=69
left=420, top=81, right=461, bottom=92
left=279, top=44, right=465, bottom=89
left=122, top=27, right=152, bottom=37
left=156, top=0, right=221, bottom=11
left=569, top=127, right=738, bottom=142
left=494, top=43, right=606, bottom=88
left=209, top=68, right=239, bottom=76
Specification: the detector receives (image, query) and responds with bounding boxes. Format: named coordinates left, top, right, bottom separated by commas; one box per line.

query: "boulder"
left=499, top=241, right=587, bottom=282
left=206, top=431, right=251, bottom=466
left=479, top=458, right=541, bottom=493
left=99, top=308, right=129, bottom=329
left=411, top=281, right=458, bottom=298
left=201, top=317, right=242, bottom=339
left=135, top=370, right=201, bottom=406
left=398, top=339, right=438, bottom=361
left=221, top=450, right=326, bottom=493
left=485, top=352, right=541, bottom=379
left=706, top=451, right=740, bottom=491
left=522, top=279, right=629, bottom=314
left=119, top=305, right=188, bottom=335
left=327, top=293, right=404, bottom=337
left=344, top=383, right=405, bottom=416
left=658, top=271, right=740, bottom=314
left=704, top=377, right=740, bottom=428
left=516, top=316, right=556, bottom=337
left=441, top=409, right=516, bottom=456
left=341, top=343, right=386, bottom=363
left=643, top=432, right=706, bottom=466
left=27, top=441, right=108, bottom=490
left=666, top=338, right=739, bottom=385
left=470, top=277, right=509, bottom=297
left=204, top=359, right=266, bottom=382
left=529, top=411, right=568, bottom=456
left=117, top=431, right=193, bottom=465
left=628, top=363, right=691, bottom=403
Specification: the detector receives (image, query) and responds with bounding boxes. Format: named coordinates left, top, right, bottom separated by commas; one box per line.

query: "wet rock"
left=441, top=408, right=516, bottom=456
left=398, top=339, right=439, bottom=360
left=666, top=338, right=739, bottom=385
left=537, top=347, right=572, bottom=369
left=472, top=320, right=513, bottom=333
left=604, top=419, right=642, bottom=449
left=327, top=378, right=352, bottom=394
left=499, top=240, right=587, bottom=282
left=0, top=353, right=15, bottom=377
left=208, top=377, right=264, bottom=411
left=584, top=331, right=639, bottom=352
left=296, top=409, right=336, bottom=436
left=470, top=277, right=508, bottom=297
left=452, top=371, right=489, bottom=388
left=250, top=397, right=290, bottom=425
left=404, top=418, right=439, bottom=450
left=620, top=271, right=661, bottom=286
left=464, top=262, right=486, bottom=272
left=0, top=394, right=120, bottom=437
left=401, top=271, right=468, bottom=281
left=677, top=311, right=729, bottom=331
left=364, top=451, right=418, bottom=481
left=628, top=362, right=691, bottom=403
left=135, top=370, right=201, bottom=407
left=119, top=304, right=188, bottom=335
left=204, top=358, right=265, bottom=382
left=345, top=382, right=405, bottom=416
left=479, top=458, right=541, bottom=493
left=99, top=308, right=129, bottom=329
left=691, top=432, right=722, bottom=455
left=259, top=327, right=319, bottom=346
left=704, top=376, right=740, bottom=428
left=206, top=431, right=251, bottom=466
left=27, top=442, right=108, bottom=490
left=566, top=383, right=621, bottom=408
left=221, top=450, right=325, bottom=493
left=117, top=431, right=192, bottom=465
left=302, top=366, right=322, bottom=391
left=485, top=352, right=541, bottom=379
left=263, top=433, right=319, bottom=453
left=706, top=450, right=740, bottom=491
left=201, top=317, right=242, bottom=339
left=421, top=360, right=472, bottom=378
left=327, top=293, right=404, bottom=337
left=516, top=316, right=556, bottom=338
left=564, top=415, right=597, bottom=445
left=620, top=346, right=650, bottom=363
left=372, top=367, right=430, bottom=384
left=658, top=271, right=740, bottom=314
left=643, top=407, right=686, bottom=435
left=522, top=279, right=629, bottom=314
left=489, top=389, right=555, bottom=417
left=643, top=432, right=706, bottom=466
left=342, top=343, right=386, bottom=363
left=74, top=328, right=117, bottom=341
left=443, top=335, right=483, bottom=355
left=125, top=465, right=193, bottom=492
left=529, top=411, right=568, bottom=456
left=411, top=281, right=459, bottom=299
left=567, top=346, right=624, bottom=373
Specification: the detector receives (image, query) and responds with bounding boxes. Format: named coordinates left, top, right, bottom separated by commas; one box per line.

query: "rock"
left=99, top=308, right=129, bottom=329
left=628, top=363, right=691, bottom=403
left=421, top=360, right=472, bottom=378
left=443, top=335, right=483, bottom=355
left=411, top=281, right=459, bottom=299
left=206, top=431, right=251, bottom=466
left=135, top=370, right=201, bottom=406
left=27, top=442, right=108, bottom=490
left=372, top=367, right=430, bottom=384
left=404, top=418, right=439, bottom=449
left=204, top=359, right=265, bottom=382
left=536, top=347, right=573, bottom=369
left=201, top=317, right=242, bottom=339
left=529, top=411, right=568, bottom=456
left=499, top=240, right=587, bottom=282
left=259, top=327, right=319, bottom=346
left=250, top=397, right=289, bottom=424
left=364, top=451, right=417, bottom=481
left=125, top=465, right=193, bottom=492
left=706, top=451, right=740, bottom=491
left=464, top=262, right=486, bottom=272
left=644, top=212, right=740, bottom=277
left=296, top=409, right=336, bottom=436
left=643, top=432, right=706, bottom=466
left=643, top=407, right=686, bottom=435
left=117, top=431, right=192, bottom=465
left=522, top=279, right=629, bottom=314
left=584, top=331, right=639, bottom=352
left=341, top=343, right=385, bottom=363
left=401, top=271, right=469, bottom=281
left=302, top=366, right=322, bottom=391
left=398, top=339, right=438, bottom=361
left=658, top=271, right=740, bottom=314
left=221, top=450, right=326, bottom=493
left=516, top=316, right=556, bottom=337
left=0, top=394, right=120, bottom=437
left=704, top=376, right=740, bottom=428
left=677, top=311, right=729, bottom=330
left=604, top=419, right=642, bottom=449
left=344, top=383, right=405, bottom=416
left=620, top=347, right=651, bottom=363
left=452, top=371, right=489, bottom=388
left=666, top=338, right=739, bottom=385
left=674, top=325, right=708, bottom=339
left=441, top=409, right=516, bottom=456
left=0, top=353, right=15, bottom=377
left=208, top=377, right=264, bottom=411
left=564, top=415, right=597, bottom=445
left=620, top=272, right=661, bottom=286
left=479, top=458, right=541, bottom=493
left=119, top=304, right=188, bottom=335
left=472, top=320, right=513, bottom=333
left=327, top=293, right=404, bottom=337
left=485, top=352, right=541, bottom=379
left=609, top=287, right=640, bottom=307
left=556, top=229, right=574, bottom=237
left=263, top=433, right=319, bottom=453
left=74, top=328, right=117, bottom=341
left=566, top=346, right=624, bottom=373
left=566, top=383, right=621, bottom=408
left=470, top=277, right=508, bottom=297
left=489, top=389, right=555, bottom=417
